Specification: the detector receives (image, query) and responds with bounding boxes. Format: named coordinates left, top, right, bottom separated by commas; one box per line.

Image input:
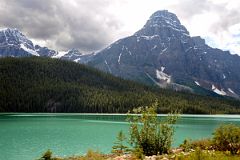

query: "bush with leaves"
left=127, top=101, right=178, bottom=156
left=212, top=124, right=240, bottom=154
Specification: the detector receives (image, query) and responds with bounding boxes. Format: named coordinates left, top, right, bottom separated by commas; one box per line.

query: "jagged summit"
left=135, top=10, right=189, bottom=38
left=0, top=28, right=39, bottom=56
left=150, top=10, right=180, bottom=22
left=0, top=28, right=34, bottom=48
left=68, top=48, right=82, bottom=55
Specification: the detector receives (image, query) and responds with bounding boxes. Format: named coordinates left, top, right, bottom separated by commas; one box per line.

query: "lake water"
left=0, top=114, right=240, bottom=160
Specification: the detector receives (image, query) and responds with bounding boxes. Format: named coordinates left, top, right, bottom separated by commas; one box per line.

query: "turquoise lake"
left=0, top=114, right=240, bottom=160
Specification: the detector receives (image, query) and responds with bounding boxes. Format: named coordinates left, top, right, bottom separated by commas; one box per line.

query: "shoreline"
left=1, top=113, right=240, bottom=117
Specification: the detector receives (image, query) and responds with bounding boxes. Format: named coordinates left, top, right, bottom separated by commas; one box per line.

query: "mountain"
left=1, top=11, right=240, bottom=99
left=0, top=28, right=92, bottom=63
left=1, top=57, right=240, bottom=113
left=0, top=28, right=40, bottom=57
left=89, top=10, right=240, bottom=98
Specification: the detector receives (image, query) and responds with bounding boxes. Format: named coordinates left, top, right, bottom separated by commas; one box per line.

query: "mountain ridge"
left=0, top=10, right=239, bottom=98
left=0, top=28, right=93, bottom=63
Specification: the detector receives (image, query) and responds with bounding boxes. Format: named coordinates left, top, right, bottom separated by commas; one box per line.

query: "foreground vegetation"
left=38, top=102, right=240, bottom=159
left=39, top=150, right=240, bottom=160
left=1, top=57, right=240, bottom=114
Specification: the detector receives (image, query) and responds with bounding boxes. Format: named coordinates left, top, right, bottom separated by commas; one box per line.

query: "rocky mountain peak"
left=134, top=10, right=189, bottom=39
left=0, top=28, right=34, bottom=48
left=0, top=28, right=39, bottom=56
left=68, top=48, right=82, bottom=55
left=150, top=10, right=180, bottom=23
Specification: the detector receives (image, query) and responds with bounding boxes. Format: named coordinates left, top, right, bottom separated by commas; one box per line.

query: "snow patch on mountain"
left=52, top=51, right=68, bottom=58
left=124, top=46, right=132, bottom=55
left=195, top=81, right=200, bottom=86
left=105, top=60, right=112, bottom=73
left=3, top=29, right=8, bottom=43
left=118, top=46, right=125, bottom=64
left=151, top=45, right=157, bottom=51
left=20, top=44, right=39, bottom=56
left=161, top=66, right=165, bottom=72
left=156, top=69, right=171, bottom=83
left=74, top=58, right=81, bottom=63
left=228, top=88, right=235, bottom=94
left=223, top=74, right=226, bottom=79
left=160, top=47, right=168, bottom=54
left=212, top=85, right=226, bottom=96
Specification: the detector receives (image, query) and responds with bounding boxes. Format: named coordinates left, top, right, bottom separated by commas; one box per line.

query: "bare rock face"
left=89, top=10, right=240, bottom=98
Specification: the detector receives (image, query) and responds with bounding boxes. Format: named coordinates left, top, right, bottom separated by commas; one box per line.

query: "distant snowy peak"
left=0, top=28, right=92, bottom=63
left=135, top=10, right=189, bottom=37
left=0, top=28, right=41, bottom=56
left=52, top=49, right=82, bottom=59
left=67, top=49, right=83, bottom=56
left=0, top=28, right=34, bottom=48
left=51, top=48, right=94, bottom=63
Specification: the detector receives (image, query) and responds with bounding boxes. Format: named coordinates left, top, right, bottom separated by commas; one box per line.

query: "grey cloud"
left=0, top=0, right=122, bottom=52
left=171, top=0, right=210, bottom=18
left=171, top=0, right=240, bottom=34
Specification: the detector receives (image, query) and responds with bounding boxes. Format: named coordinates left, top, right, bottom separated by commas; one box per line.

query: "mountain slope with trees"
left=0, top=57, right=240, bottom=113
left=89, top=10, right=240, bottom=98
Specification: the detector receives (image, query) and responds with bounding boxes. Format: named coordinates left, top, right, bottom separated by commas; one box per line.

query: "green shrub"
left=127, top=101, right=178, bottom=156
left=212, top=124, right=240, bottom=154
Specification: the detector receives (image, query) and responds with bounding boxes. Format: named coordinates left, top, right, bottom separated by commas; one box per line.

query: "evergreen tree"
left=112, top=130, right=129, bottom=155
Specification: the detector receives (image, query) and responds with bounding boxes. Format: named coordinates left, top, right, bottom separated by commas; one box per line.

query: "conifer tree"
left=112, top=130, right=129, bottom=155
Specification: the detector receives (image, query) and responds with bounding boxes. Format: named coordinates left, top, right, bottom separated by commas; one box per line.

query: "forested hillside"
left=0, top=57, right=239, bottom=114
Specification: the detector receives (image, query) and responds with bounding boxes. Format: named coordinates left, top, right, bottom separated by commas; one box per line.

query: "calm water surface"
left=0, top=114, right=240, bottom=160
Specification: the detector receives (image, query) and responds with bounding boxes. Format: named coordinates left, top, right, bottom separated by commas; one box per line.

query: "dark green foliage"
left=127, top=102, right=178, bottom=156
left=0, top=57, right=240, bottom=113
left=212, top=124, right=240, bottom=154
left=111, top=131, right=129, bottom=155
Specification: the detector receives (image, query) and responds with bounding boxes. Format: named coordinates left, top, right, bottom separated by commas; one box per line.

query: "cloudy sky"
left=0, top=0, right=239, bottom=55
